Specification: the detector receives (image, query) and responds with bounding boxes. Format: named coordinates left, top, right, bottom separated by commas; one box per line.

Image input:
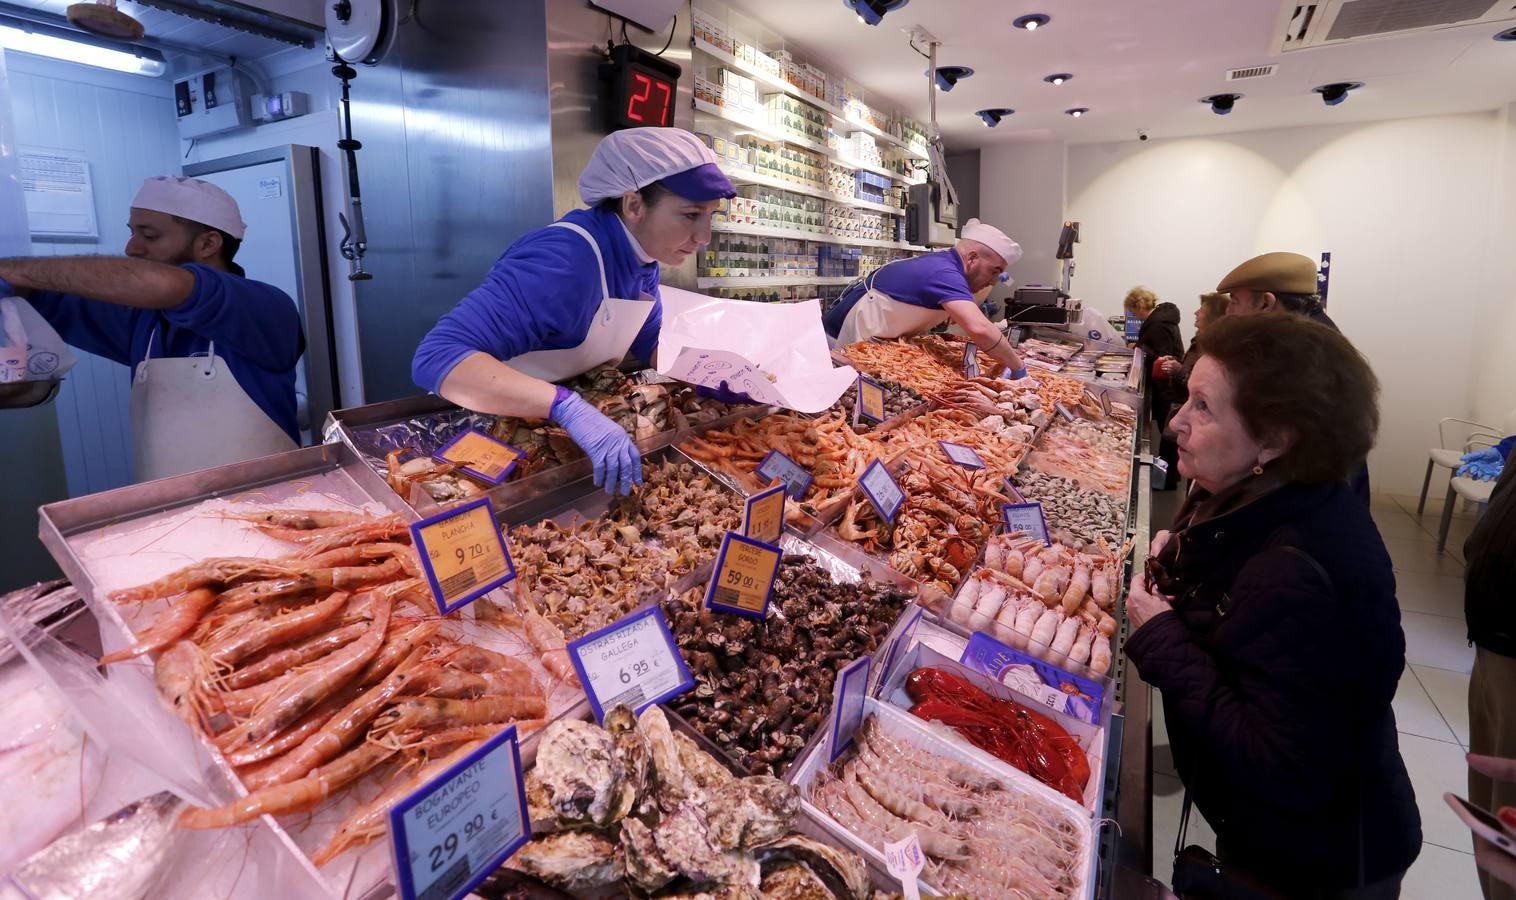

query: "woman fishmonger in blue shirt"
left=412, top=128, right=735, bottom=496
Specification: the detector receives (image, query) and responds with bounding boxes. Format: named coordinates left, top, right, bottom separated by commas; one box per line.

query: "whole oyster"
left=653, top=801, right=761, bottom=888
left=504, top=830, right=623, bottom=893
left=605, top=704, right=650, bottom=819
left=759, top=862, right=833, bottom=899
left=676, top=729, right=735, bottom=794
left=755, top=836, right=872, bottom=900
left=706, top=776, right=799, bottom=850
left=639, top=705, right=697, bottom=811
left=525, top=719, right=627, bottom=830
left=619, top=816, right=678, bottom=892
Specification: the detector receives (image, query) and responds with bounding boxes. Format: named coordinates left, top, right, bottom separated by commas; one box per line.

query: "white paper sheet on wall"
left=654, top=287, right=857, bottom=413
left=18, top=145, right=99, bottom=240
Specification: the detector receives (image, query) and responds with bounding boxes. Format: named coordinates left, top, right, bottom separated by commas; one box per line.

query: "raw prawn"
left=402, top=664, right=543, bottom=703
left=212, top=559, right=403, bottom=615
left=178, top=741, right=396, bottom=829
left=218, top=622, right=368, bottom=691
left=154, top=640, right=222, bottom=732
left=204, top=590, right=350, bottom=667
left=370, top=695, right=546, bottom=740
left=224, top=509, right=372, bottom=530
left=110, top=558, right=300, bottom=604
left=99, top=588, right=217, bottom=664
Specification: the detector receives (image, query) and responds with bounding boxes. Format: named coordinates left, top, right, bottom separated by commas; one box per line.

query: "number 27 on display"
left=627, top=71, right=672, bottom=125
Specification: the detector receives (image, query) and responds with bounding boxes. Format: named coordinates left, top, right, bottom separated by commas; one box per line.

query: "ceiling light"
left=1065, top=107, right=1088, bottom=118
left=976, top=108, right=1015, bottom=127
left=1312, top=81, right=1363, bottom=106
left=934, top=65, right=974, bottom=92
left=843, top=0, right=909, bottom=27
left=1013, top=14, right=1051, bottom=31
left=1201, top=93, right=1241, bottom=115
left=1044, top=73, right=1072, bottom=86
left=0, top=15, right=165, bottom=76
left=1495, top=26, right=1516, bottom=41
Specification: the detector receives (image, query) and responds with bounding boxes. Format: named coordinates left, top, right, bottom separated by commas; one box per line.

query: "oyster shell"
left=676, top=730, right=736, bottom=794
left=619, top=816, right=678, bottom=892
left=639, top=705, right=698, bottom=811
left=759, top=862, right=833, bottom=899
left=504, top=830, right=623, bottom=893
left=605, top=705, right=650, bottom=820
left=706, top=776, right=799, bottom=850
left=755, top=835, right=872, bottom=900
left=654, top=801, right=761, bottom=888
left=526, top=719, right=626, bottom=830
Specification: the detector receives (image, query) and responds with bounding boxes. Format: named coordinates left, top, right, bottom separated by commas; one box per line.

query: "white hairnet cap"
left=132, top=176, right=246, bottom=239
left=578, top=127, right=735, bottom=205
left=961, top=218, right=1023, bottom=268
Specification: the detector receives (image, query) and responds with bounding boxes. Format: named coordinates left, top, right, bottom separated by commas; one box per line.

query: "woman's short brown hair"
left=1199, top=292, right=1229, bottom=321
left=1197, top=313, right=1379, bottom=483
left=1123, top=286, right=1159, bottom=315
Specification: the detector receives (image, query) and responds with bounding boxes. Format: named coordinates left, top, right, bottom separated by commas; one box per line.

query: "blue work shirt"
left=823, top=247, right=974, bottom=338
left=28, top=264, right=305, bottom=443
left=412, top=205, right=661, bottom=393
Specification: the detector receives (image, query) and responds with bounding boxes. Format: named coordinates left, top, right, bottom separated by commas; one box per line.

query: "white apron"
left=835, top=260, right=952, bottom=345
left=130, top=329, right=297, bottom=482
left=504, top=221, right=655, bottom=383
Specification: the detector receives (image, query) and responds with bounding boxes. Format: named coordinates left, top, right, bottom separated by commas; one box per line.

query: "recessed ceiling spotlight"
left=1065, top=107, right=1088, bottom=118
left=935, top=66, right=975, bottom=92
left=1201, top=93, right=1241, bottom=115
left=976, top=108, right=1015, bottom=127
left=1043, top=73, right=1073, bottom=86
left=842, top=0, right=909, bottom=27
left=1013, top=14, right=1051, bottom=31
left=1495, top=26, right=1516, bottom=41
left=1312, top=81, right=1363, bottom=106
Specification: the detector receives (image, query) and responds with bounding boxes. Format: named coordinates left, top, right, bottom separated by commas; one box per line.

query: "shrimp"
left=312, top=739, right=484, bottom=866
left=204, top=590, right=350, bottom=668
left=254, top=513, right=406, bottom=545
left=213, top=559, right=404, bottom=615
left=1089, top=636, right=1112, bottom=675
left=359, top=542, right=423, bottom=578
left=1068, top=624, right=1096, bottom=668
left=223, top=692, right=347, bottom=767
left=295, top=518, right=411, bottom=558
left=99, top=588, right=217, bottom=665
left=218, top=622, right=368, bottom=691
left=370, top=696, right=546, bottom=741
left=1050, top=616, right=1081, bottom=657
left=221, top=589, right=393, bottom=750
left=515, top=596, right=578, bottom=686
left=110, top=558, right=300, bottom=604
left=225, top=509, right=372, bottom=530
left=154, top=640, right=222, bottom=732
left=178, top=740, right=396, bottom=829
left=355, top=618, right=443, bottom=689
left=971, top=583, right=1007, bottom=624
left=1061, top=566, right=1091, bottom=615
left=1030, top=605, right=1061, bottom=650
left=244, top=647, right=427, bottom=790
left=839, top=770, right=969, bottom=859
left=401, top=664, right=543, bottom=703
left=388, top=720, right=547, bottom=753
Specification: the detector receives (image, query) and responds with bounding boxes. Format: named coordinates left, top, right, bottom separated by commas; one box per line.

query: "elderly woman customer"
left=1125, top=286, right=1185, bottom=426
left=1155, top=291, right=1229, bottom=485
left=1124, top=313, right=1421, bottom=898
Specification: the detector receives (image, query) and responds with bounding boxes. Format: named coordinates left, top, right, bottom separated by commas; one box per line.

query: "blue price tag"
left=856, top=376, right=887, bottom=424
left=1002, top=502, right=1051, bottom=546
left=1009, top=326, right=1026, bottom=346
left=963, top=342, right=980, bottom=378
left=389, top=725, right=530, bottom=900
left=704, top=531, right=783, bottom=620
left=410, top=497, right=517, bottom=614
left=433, top=429, right=524, bottom=485
left=756, top=449, right=814, bottom=500
left=858, top=459, right=904, bottom=522
left=939, top=440, right=984, bottom=469
left=1003, top=476, right=1026, bottom=503
left=961, top=631, right=1105, bottom=723
left=1054, top=401, right=1076, bottom=423
left=742, top=483, right=787, bottom=545
left=567, top=606, right=695, bottom=724
left=827, top=655, right=872, bottom=763
left=872, top=606, right=923, bottom=695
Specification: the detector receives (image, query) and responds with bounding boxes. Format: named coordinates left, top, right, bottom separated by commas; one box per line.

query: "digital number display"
left=602, top=45, right=683, bottom=132
left=625, top=68, right=675, bottom=126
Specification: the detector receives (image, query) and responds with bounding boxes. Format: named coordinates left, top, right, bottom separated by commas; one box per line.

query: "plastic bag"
left=0, top=297, right=77, bottom=382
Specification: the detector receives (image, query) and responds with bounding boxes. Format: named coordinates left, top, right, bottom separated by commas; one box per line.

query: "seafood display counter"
left=10, top=338, right=1156, bottom=899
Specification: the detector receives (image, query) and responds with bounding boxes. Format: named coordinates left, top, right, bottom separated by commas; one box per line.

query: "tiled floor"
left=1146, top=490, right=1485, bottom=897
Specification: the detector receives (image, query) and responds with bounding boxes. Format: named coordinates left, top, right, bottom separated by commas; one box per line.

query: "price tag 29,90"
left=856, top=376, right=887, bottom=424
left=743, top=483, right=786, bottom=546
left=389, top=724, right=530, bottom=900
left=433, top=429, right=524, bottom=485
left=884, top=832, right=926, bottom=900
left=1002, top=502, right=1051, bottom=546
left=704, top=532, right=783, bottom=620
left=755, top=449, right=813, bottom=500
left=411, top=497, right=517, bottom=614
left=859, top=459, right=905, bottom=522
left=939, top=440, right=985, bottom=470
left=567, top=606, right=695, bottom=724
left=962, top=342, right=980, bottom=379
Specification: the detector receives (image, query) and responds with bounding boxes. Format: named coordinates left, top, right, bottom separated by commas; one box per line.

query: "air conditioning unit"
left=1278, top=0, right=1516, bottom=51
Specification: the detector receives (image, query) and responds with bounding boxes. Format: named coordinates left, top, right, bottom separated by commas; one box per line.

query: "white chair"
left=1418, top=417, right=1497, bottom=515
left=1438, top=473, right=1497, bottom=552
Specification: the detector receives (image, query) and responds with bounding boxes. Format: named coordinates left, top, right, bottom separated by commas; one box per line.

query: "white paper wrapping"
left=655, top=287, right=856, bottom=413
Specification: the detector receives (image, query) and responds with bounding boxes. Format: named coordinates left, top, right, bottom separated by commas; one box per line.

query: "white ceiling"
left=727, top=0, right=1516, bottom=147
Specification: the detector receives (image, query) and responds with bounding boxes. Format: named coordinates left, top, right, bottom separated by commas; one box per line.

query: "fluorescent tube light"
left=0, top=17, right=165, bottom=76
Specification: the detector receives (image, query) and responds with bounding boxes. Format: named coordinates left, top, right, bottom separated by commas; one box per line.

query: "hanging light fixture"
left=1044, top=73, right=1072, bottom=86
left=1013, top=14, right=1051, bottom=31
left=1065, top=107, right=1088, bottom=118
left=934, top=65, right=974, bottom=92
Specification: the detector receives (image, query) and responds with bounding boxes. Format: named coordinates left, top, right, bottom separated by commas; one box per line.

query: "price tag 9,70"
left=856, top=376, right=887, bottom=424
left=859, top=459, right=905, bottom=522
left=755, top=449, right=813, bottom=500
left=567, top=606, right=695, bottom=723
left=433, top=429, right=525, bottom=485
left=1002, top=502, right=1051, bottom=546
left=743, top=483, right=786, bottom=546
left=389, top=724, right=530, bottom=900
left=410, top=497, right=517, bottom=614
left=704, top=532, right=782, bottom=619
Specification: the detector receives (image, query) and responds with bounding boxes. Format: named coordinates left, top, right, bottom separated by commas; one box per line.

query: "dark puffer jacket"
left=1136, top=301, right=1185, bottom=363
left=1126, top=479, right=1421, bottom=890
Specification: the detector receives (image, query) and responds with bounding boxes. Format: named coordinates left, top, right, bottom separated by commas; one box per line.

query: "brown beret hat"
left=1216, top=252, right=1319, bottom=294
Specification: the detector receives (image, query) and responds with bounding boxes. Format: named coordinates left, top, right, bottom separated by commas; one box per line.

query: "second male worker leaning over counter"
left=822, top=218, right=1034, bottom=380
left=411, top=127, right=736, bottom=496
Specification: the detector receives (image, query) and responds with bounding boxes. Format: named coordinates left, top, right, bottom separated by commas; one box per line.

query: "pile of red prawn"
left=905, top=667, right=1090, bottom=804
left=101, top=508, right=563, bottom=865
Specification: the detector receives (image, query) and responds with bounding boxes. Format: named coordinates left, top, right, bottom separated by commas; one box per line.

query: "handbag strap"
left=1176, top=787, right=1194, bottom=859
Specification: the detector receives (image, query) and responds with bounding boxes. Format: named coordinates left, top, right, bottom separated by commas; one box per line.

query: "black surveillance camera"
left=1201, top=93, right=1240, bottom=115
left=1313, top=81, right=1363, bottom=106
left=1138, top=130, right=1149, bottom=141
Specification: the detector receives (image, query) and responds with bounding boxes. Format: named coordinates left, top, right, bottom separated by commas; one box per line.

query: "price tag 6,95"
left=856, top=376, right=887, bottom=423
left=859, top=459, right=904, bottom=522
left=704, top=531, right=782, bottom=620
left=433, top=429, right=524, bottom=485
left=1002, top=501, right=1051, bottom=546
left=755, top=449, right=813, bottom=500
left=411, top=497, right=516, bottom=614
left=568, top=606, right=694, bottom=724
left=389, top=724, right=530, bottom=900
left=743, top=483, right=786, bottom=546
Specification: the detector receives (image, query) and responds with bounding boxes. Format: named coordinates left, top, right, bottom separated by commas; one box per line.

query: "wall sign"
left=410, top=497, right=517, bottom=614
left=19, top=146, right=98, bottom=240
left=567, top=606, right=694, bottom=723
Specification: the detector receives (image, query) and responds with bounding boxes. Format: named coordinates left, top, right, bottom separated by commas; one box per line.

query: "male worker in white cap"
left=0, top=175, right=304, bottom=482
left=822, top=218, right=1033, bottom=379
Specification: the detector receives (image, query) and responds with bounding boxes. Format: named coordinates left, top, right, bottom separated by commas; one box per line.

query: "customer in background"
left=1125, top=286, right=1185, bottom=435
left=1124, top=313, right=1421, bottom=898
left=1465, top=451, right=1516, bottom=900
left=1154, top=291, right=1229, bottom=486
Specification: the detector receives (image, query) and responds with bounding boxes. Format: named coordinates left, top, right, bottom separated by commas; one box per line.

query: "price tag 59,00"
left=568, top=606, right=695, bottom=723
left=411, top=497, right=517, bottom=614
left=1002, top=501, right=1051, bottom=546
left=704, top=532, right=782, bottom=619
